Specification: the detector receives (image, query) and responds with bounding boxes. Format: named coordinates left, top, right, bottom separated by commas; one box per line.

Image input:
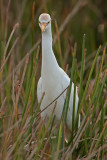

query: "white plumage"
left=37, top=13, right=79, bottom=130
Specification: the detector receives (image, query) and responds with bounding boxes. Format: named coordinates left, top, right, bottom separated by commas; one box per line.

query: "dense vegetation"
left=0, top=0, right=107, bottom=159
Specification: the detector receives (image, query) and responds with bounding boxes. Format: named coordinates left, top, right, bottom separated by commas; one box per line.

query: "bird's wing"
left=37, top=77, right=42, bottom=103
left=60, top=68, right=79, bottom=110
left=59, top=67, right=70, bottom=88
left=59, top=68, right=79, bottom=130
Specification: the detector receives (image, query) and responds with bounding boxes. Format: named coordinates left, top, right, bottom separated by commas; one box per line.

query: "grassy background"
left=0, top=0, right=107, bottom=159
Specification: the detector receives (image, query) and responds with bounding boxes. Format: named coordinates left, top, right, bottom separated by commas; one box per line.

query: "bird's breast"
left=42, top=74, right=63, bottom=102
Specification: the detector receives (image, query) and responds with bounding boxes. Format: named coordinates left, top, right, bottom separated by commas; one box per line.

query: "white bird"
left=37, top=13, right=80, bottom=132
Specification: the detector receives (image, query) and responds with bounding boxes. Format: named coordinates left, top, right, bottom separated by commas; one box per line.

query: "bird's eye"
left=45, top=22, right=50, bottom=26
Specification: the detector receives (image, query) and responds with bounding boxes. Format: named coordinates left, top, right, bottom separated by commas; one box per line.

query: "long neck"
left=41, top=25, right=59, bottom=77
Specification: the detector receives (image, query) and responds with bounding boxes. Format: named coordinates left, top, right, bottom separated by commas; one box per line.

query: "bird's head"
left=39, top=13, right=51, bottom=33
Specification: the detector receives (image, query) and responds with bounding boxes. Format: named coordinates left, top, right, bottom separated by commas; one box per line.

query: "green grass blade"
left=56, top=122, right=63, bottom=160
left=22, top=73, right=33, bottom=119
left=64, top=44, right=76, bottom=123
left=79, top=34, right=86, bottom=101
left=76, top=46, right=101, bottom=123
left=71, top=66, right=77, bottom=143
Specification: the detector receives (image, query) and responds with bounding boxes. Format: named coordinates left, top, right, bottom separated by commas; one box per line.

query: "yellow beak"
left=41, top=23, right=47, bottom=32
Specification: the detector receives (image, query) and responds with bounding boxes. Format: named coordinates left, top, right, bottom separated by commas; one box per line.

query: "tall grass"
left=0, top=0, right=107, bottom=159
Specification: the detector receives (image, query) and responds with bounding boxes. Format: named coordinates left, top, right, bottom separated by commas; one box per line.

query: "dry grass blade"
left=4, top=0, right=11, bottom=42
left=73, top=116, right=86, bottom=143
left=0, top=119, right=21, bottom=137
left=0, top=97, right=7, bottom=116
left=94, top=120, right=107, bottom=149
left=89, top=129, right=98, bottom=154
left=12, top=71, right=16, bottom=114
left=80, top=144, right=107, bottom=160
left=5, top=131, right=23, bottom=159
left=16, top=55, right=29, bottom=104
left=3, top=23, right=19, bottom=60
left=0, top=37, right=19, bottom=72
left=65, top=116, right=91, bottom=159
